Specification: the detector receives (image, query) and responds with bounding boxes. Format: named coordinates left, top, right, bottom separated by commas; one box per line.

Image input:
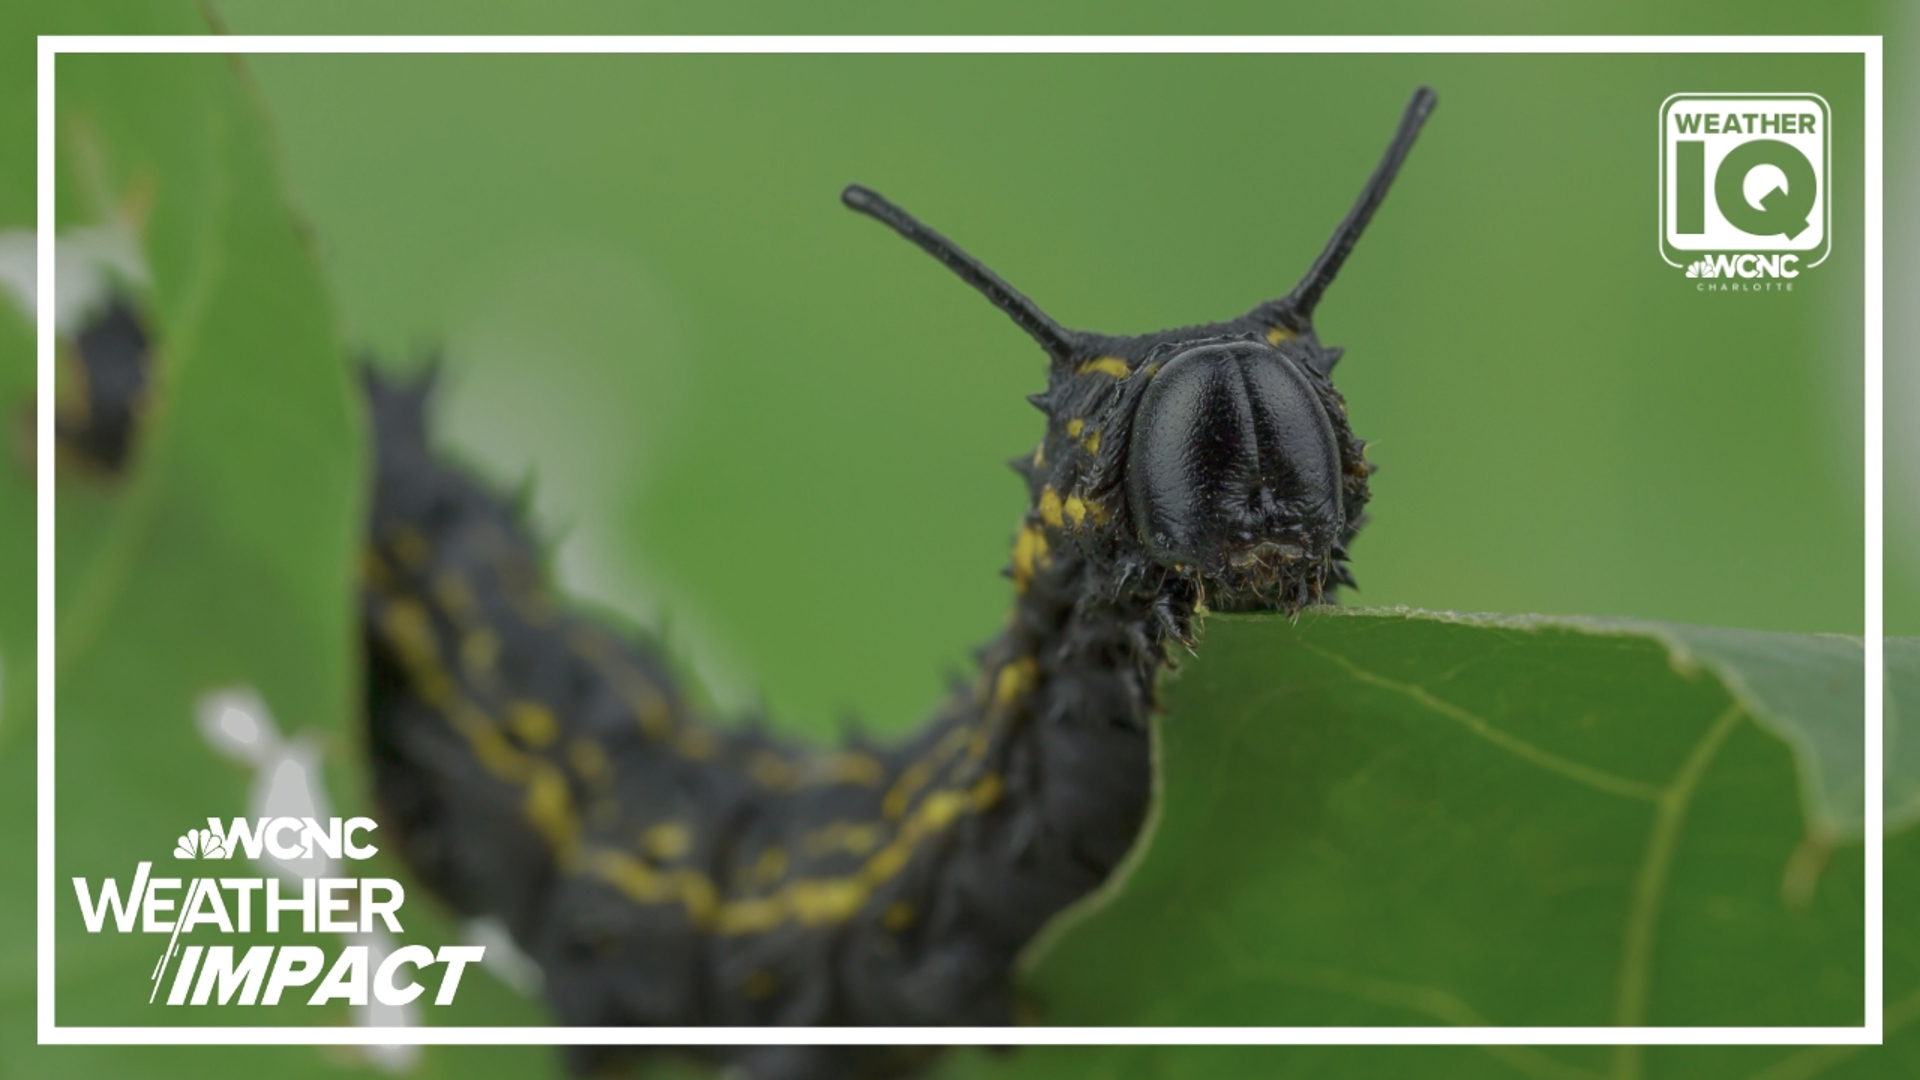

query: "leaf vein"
left=1303, top=645, right=1662, bottom=802
left=1609, top=701, right=1746, bottom=1080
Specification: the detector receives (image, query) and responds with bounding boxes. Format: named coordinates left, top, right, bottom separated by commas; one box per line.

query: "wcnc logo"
left=1659, top=93, right=1830, bottom=287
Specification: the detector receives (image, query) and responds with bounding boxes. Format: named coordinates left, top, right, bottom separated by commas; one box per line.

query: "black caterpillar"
left=54, top=88, right=1436, bottom=1080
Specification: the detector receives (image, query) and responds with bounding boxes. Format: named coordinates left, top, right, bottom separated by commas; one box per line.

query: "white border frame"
left=36, top=34, right=1884, bottom=1049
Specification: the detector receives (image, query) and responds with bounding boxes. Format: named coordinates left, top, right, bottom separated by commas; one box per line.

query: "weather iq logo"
left=1659, top=93, right=1830, bottom=288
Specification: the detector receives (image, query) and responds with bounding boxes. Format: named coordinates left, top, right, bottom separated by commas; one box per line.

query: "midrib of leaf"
left=1610, top=701, right=1748, bottom=1080
left=51, top=99, right=229, bottom=687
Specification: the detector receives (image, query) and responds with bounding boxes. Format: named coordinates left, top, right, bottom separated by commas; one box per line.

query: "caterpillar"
left=52, top=87, right=1436, bottom=1080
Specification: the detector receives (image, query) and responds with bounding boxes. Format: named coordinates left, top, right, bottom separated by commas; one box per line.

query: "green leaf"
left=936, top=610, right=1905, bottom=1080
left=0, top=21, right=559, bottom=1074
left=39, top=44, right=365, bottom=1027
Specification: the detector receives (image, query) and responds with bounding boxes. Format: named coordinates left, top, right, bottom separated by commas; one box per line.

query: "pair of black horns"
left=842, top=85, right=1437, bottom=361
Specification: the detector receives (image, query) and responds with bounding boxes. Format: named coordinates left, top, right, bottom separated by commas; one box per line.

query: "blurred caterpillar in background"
left=51, top=88, right=1435, bottom=1080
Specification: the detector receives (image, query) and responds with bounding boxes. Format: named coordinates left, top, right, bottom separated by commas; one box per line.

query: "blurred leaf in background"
left=36, top=41, right=366, bottom=1030
left=0, top=2, right=552, bottom=1075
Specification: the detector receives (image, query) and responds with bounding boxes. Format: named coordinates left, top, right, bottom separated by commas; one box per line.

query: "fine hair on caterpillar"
left=55, top=87, right=1436, bottom=1080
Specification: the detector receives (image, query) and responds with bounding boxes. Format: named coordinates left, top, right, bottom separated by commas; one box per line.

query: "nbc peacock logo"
left=172, top=828, right=229, bottom=860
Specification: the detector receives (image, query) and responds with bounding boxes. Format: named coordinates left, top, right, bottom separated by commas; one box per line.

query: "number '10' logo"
left=1659, top=93, right=1831, bottom=271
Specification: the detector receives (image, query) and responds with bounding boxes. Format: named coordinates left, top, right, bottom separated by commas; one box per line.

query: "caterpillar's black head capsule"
left=844, top=87, right=1436, bottom=614
left=1125, top=338, right=1344, bottom=580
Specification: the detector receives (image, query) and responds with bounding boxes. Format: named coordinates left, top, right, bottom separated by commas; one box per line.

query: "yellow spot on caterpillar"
left=461, top=627, right=500, bottom=676
left=861, top=833, right=914, bottom=881
left=522, top=762, right=580, bottom=858
left=642, top=822, right=692, bottom=861
left=745, top=970, right=778, bottom=1000
left=1037, top=486, right=1064, bottom=528
left=1077, top=356, right=1131, bottom=378
left=812, top=752, right=886, bottom=788
left=379, top=598, right=436, bottom=662
left=1066, top=418, right=1085, bottom=438
left=432, top=572, right=478, bottom=618
left=584, top=848, right=717, bottom=924
left=388, top=525, right=431, bottom=570
left=1011, top=525, right=1050, bottom=591
left=449, top=700, right=527, bottom=782
left=881, top=901, right=916, bottom=932
left=568, top=737, right=610, bottom=785
left=507, top=701, right=559, bottom=748
left=417, top=671, right=454, bottom=708
left=754, top=846, right=789, bottom=885
left=882, top=761, right=933, bottom=820
left=676, top=726, right=719, bottom=760
left=1063, top=495, right=1088, bottom=526
left=1081, top=430, right=1101, bottom=455
left=714, top=896, right=782, bottom=935
left=914, top=789, right=972, bottom=832
left=801, top=821, right=881, bottom=858
left=1266, top=325, right=1297, bottom=346
left=378, top=599, right=456, bottom=707
left=995, top=658, right=1039, bottom=706
left=785, top=878, right=868, bottom=925
left=1031, top=443, right=1045, bottom=468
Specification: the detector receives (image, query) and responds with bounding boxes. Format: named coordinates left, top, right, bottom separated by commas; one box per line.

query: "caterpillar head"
left=844, top=88, right=1435, bottom=616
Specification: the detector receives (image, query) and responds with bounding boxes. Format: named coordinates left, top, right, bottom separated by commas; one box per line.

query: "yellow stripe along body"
left=367, top=541, right=1017, bottom=937
left=361, top=372, right=1160, bottom=1036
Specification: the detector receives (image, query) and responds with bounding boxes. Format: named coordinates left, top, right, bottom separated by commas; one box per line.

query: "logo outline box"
left=1658, top=92, right=1832, bottom=269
